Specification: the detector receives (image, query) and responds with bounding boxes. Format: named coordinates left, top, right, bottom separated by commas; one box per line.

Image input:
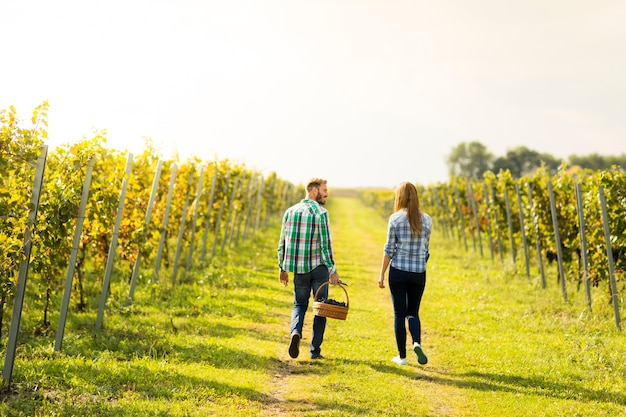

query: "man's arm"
left=319, top=212, right=339, bottom=284
left=277, top=213, right=288, bottom=285
left=277, top=212, right=287, bottom=270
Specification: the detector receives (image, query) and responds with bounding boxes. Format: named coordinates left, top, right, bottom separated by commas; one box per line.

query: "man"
left=277, top=178, right=340, bottom=359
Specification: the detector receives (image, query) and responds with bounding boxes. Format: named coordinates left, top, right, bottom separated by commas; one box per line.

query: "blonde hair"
left=394, top=182, right=422, bottom=236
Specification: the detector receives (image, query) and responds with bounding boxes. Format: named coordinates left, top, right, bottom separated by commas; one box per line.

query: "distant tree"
left=569, top=153, right=626, bottom=171
left=447, top=141, right=494, bottom=179
left=607, top=154, right=626, bottom=170
left=539, top=153, right=563, bottom=173
left=446, top=142, right=622, bottom=181
left=569, top=153, right=606, bottom=170
left=492, top=146, right=542, bottom=177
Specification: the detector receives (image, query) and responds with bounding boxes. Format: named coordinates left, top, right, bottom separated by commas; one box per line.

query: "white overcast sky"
left=2, top=0, right=626, bottom=188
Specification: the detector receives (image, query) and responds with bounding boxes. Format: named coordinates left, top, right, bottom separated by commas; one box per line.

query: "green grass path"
left=267, top=196, right=626, bottom=416
left=1, top=195, right=625, bottom=416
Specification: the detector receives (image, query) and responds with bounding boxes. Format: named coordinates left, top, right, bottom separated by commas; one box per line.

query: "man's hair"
left=306, top=178, right=327, bottom=192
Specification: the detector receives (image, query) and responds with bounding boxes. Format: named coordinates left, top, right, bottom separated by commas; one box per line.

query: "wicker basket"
left=313, top=282, right=349, bottom=320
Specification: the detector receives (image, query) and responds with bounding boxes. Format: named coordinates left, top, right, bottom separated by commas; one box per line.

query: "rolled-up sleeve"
left=277, top=212, right=287, bottom=270
left=383, top=218, right=397, bottom=260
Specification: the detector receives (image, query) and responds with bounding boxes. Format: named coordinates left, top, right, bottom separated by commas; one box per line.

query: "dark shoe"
left=289, top=333, right=301, bottom=358
left=311, top=353, right=324, bottom=360
left=413, top=342, right=428, bottom=365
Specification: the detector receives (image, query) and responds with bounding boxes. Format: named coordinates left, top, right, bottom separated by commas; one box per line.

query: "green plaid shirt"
left=277, top=199, right=337, bottom=274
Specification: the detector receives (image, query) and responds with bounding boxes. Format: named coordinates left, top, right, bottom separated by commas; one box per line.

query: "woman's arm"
left=378, top=254, right=391, bottom=288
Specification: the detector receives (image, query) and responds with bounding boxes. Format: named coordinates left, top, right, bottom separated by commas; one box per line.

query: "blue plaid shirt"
left=384, top=210, right=432, bottom=273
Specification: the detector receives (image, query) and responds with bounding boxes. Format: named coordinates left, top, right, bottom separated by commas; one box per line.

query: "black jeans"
left=388, top=266, right=426, bottom=358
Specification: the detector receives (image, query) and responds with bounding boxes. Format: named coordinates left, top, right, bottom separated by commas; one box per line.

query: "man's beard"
left=316, top=194, right=325, bottom=205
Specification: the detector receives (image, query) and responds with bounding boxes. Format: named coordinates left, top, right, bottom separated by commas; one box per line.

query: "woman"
left=378, top=182, right=432, bottom=366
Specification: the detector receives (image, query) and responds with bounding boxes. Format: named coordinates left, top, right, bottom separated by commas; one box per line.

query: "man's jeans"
left=290, top=265, right=329, bottom=357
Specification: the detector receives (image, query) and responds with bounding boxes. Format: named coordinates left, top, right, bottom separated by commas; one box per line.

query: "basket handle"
left=314, top=281, right=349, bottom=308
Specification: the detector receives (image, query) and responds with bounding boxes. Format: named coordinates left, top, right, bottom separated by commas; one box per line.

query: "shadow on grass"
left=456, top=370, right=626, bottom=405
left=2, top=360, right=284, bottom=416
left=339, top=358, right=626, bottom=407
left=274, top=397, right=380, bottom=417
left=85, top=327, right=278, bottom=370
left=2, top=349, right=333, bottom=416
left=165, top=288, right=292, bottom=324
left=411, top=367, right=626, bottom=406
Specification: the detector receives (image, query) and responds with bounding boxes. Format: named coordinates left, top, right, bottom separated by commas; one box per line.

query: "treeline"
left=359, top=165, right=626, bottom=328
left=0, top=103, right=299, bottom=384
left=447, top=140, right=626, bottom=179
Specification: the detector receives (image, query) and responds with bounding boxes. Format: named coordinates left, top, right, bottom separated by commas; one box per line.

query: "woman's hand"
left=378, top=275, right=385, bottom=289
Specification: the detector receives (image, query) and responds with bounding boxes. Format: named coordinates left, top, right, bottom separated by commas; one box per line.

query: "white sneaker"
left=413, top=342, right=428, bottom=365
left=391, top=356, right=407, bottom=365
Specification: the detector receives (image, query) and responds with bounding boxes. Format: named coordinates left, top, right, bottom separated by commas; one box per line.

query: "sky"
left=3, top=0, right=626, bottom=189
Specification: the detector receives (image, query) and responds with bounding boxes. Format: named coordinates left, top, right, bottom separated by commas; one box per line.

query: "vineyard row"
left=1, top=132, right=299, bottom=386
left=359, top=166, right=626, bottom=330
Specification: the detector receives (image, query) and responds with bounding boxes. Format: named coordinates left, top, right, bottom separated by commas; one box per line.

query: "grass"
left=1, top=195, right=625, bottom=416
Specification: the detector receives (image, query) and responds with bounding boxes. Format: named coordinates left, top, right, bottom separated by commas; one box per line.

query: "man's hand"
left=329, top=272, right=340, bottom=285
left=279, top=270, right=289, bottom=286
